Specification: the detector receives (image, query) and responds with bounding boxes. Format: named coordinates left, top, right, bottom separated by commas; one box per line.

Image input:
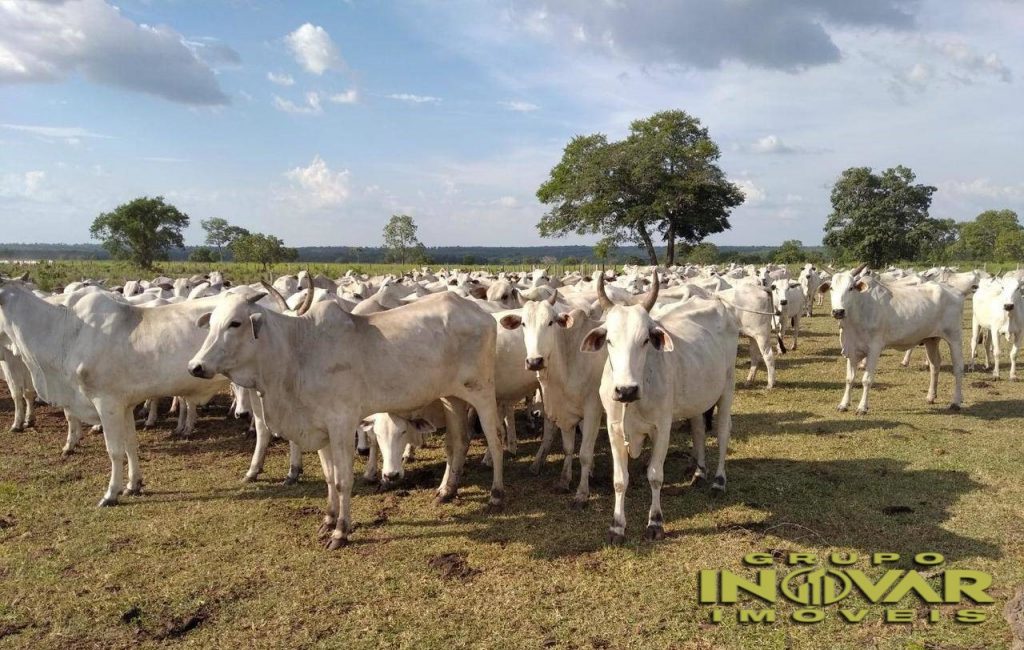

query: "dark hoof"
left=435, top=490, right=457, bottom=505
left=241, top=474, right=258, bottom=483
left=60, top=449, right=74, bottom=458
left=282, top=476, right=299, bottom=486
left=357, top=447, right=370, bottom=457
left=836, top=405, right=848, bottom=412
left=855, top=408, right=868, bottom=416
left=569, top=498, right=588, bottom=510
left=644, top=525, right=665, bottom=541
left=317, top=521, right=336, bottom=538
left=10, top=426, right=25, bottom=433
left=98, top=497, right=118, bottom=507
left=949, top=403, right=962, bottom=412
left=711, top=476, right=726, bottom=493
left=485, top=501, right=505, bottom=514
left=323, top=536, right=349, bottom=550
left=556, top=480, right=572, bottom=494
left=121, top=485, right=143, bottom=497
left=690, top=473, right=707, bottom=488
left=606, top=530, right=626, bottom=546
left=528, top=463, right=542, bottom=476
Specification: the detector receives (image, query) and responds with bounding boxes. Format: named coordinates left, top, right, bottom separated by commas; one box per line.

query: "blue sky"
left=1, top=0, right=1022, bottom=248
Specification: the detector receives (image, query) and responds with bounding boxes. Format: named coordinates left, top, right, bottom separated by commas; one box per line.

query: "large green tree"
left=951, top=209, right=1022, bottom=261
left=772, top=240, right=805, bottom=264
left=823, top=166, right=938, bottom=267
left=230, top=233, right=298, bottom=270
left=382, top=214, right=424, bottom=264
left=89, top=196, right=189, bottom=269
left=536, top=110, right=743, bottom=265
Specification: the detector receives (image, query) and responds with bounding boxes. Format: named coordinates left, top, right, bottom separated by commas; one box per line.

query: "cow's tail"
left=766, top=291, right=787, bottom=355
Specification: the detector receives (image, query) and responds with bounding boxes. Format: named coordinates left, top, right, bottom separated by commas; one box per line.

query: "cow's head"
left=486, top=279, right=520, bottom=309
left=769, top=280, right=800, bottom=312
left=827, top=263, right=869, bottom=320
left=499, top=292, right=582, bottom=372
left=998, top=277, right=1022, bottom=312
left=580, top=271, right=670, bottom=403
left=363, top=413, right=435, bottom=487
left=189, top=292, right=268, bottom=387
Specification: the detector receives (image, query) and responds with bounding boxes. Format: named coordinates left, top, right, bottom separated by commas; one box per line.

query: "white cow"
left=188, top=291, right=507, bottom=549
left=581, top=273, right=738, bottom=543
left=970, top=276, right=1024, bottom=380
left=769, top=279, right=804, bottom=350
left=0, top=331, right=36, bottom=432
left=826, top=264, right=965, bottom=414
left=798, top=264, right=822, bottom=317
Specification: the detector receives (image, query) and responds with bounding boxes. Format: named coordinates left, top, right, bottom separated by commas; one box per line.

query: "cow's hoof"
left=711, top=476, right=727, bottom=493
left=317, top=522, right=336, bottom=539
left=323, top=536, right=348, bottom=551
left=282, top=476, right=299, bottom=486
left=949, top=403, right=962, bottom=412
left=644, top=525, right=665, bottom=541
left=435, top=490, right=457, bottom=505
left=529, top=462, right=542, bottom=476
left=356, top=447, right=370, bottom=458
left=9, top=426, right=24, bottom=433
left=121, top=485, right=143, bottom=497
left=855, top=408, right=868, bottom=416
left=556, top=479, right=572, bottom=494
left=60, top=448, right=74, bottom=458
left=926, top=396, right=936, bottom=404
left=241, top=473, right=259, bottom=483
left=836, top=405, right=848, bottom=412
left=97, top=497, right=118, bottom=508
left=485, top=502, right=504, bottom=514
left=690, top=474, right=707, bottom=488
left=606, top=530, right=626, bottom=546
left=570, top=497, right=588, bottom=510
left=481, top=456, right=493, bottom=468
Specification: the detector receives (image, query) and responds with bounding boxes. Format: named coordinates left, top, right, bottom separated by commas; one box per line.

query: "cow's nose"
left=525, top=357, right=546, bottom=371
left=832, top=309, right=846, bottom=319
left=613, top=385, right=640, bottom=403
left=779, top=300, right=788, bottom=306
left=188, top=363, right=206, bottom=378
left=1006, top=304, right=1015, bottom=312
left=383, top=471, right=401, bottom=482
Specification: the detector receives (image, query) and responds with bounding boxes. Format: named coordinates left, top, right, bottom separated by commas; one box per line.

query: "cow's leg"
left=969, top=316, right=980, bottom=371
left=991, top=329, right=1002, bottom=379
left=901, top=349, right=913, bottom=367
left=122, top=409, right=143, bottom=497
left=61, top=412, right=83, bottom=456
left=8, top=380, right=26, bottom=432
left=923, top=338, right=941, bottom=404
left=573, top=403, right=602, bottom=508
left=690, top=413, right=707, bottom=485
left=243, top=395, right=271, bottom=481
left=437, top=397, right=469, bottom=502
left=762, top=336, right=777, bottom=389
left=363, top=430, right=380, bottom=483
left=644, top=418, right=672, bottom=541
left=316, top=445, right=338, bottom=538
left=169, top=396, right=179, bottom=415
left=838, top=355, right=859, bottom=412
left=23, top=386, right=36, bottom=428
left=855, top=348, right=881, bottom=415
left=712, top=368, right=735, bottom=491
left=356, top=427, right=370, bottom=457
left=143, top=398, right=159, bottom=429
left=558, top=425, right=576, bottom=492
left=530, top=416, right=557, bottom=475
left=606, top=409, right=629, bottom=545
left=463, top=391, right=505, bottom=511
left=503, top=402, right=518, bottom=455
left=745, top=338, right=760, bottom=387
left=402, top=443, right=416, bottom=463
left=791, top=314, right=800, bottom=350
left=947, top=333, right=965, bottom=410
left=284, top=441, right=303, bottom=484
left=325, top=416, right=358, bottom=550
left=176, top=399, right=197, bottom=438
left=95, top=400, right=132, bottom=506
left=1010, top=333, right=1021, bottom=381
left=983, top=329, right=993, bottom=370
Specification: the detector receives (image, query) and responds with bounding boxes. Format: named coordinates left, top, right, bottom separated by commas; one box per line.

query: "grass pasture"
left=1, top=300, right=1024, bottom=648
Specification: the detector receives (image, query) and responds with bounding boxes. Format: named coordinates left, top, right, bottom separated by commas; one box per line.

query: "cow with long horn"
left=580, top=268, right=739, bottom=543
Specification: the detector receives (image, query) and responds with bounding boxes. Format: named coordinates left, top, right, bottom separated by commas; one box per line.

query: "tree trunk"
left=665, top=224, right=676, bottom=266
left=637, top=225, right=658, bottom=265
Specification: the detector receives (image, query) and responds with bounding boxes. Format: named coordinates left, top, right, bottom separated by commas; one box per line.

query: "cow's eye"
left=642, top=338, right=649, bottom=346
left=548, top=320, right=554, bottom=326
left=228, top=321, right=242, bottom=329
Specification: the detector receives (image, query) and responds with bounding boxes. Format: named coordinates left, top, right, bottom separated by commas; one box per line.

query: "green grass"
left=1, top=301, right=1023, bottom=649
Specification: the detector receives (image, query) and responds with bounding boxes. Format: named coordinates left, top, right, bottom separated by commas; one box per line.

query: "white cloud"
left=499, top=100, right=539, bottom=112
left=2, top=124, right=111, bottom=144
left=736, top=179, right=766, bottom=204
left=750, top=135, right=795, bottom=154
left=329, top=88, right=359, bottom=104
left=941, top=178, right=1024, bottom=201
left=283, top=155, right=350, bottom=208
left=267, top=71, right=295, bottom=86
left=0, top=0, right=230, bottom=105
left=273, top=92, right=323, bottom=115
left=0, top=170, right=46, bottom=199
left=387, top=93, right=441, bottom=104
left=939, top=41, right=1012, bottom=83
left=285, top=23, right=342, bottom=75
left=494, top=195, right=519, bottom=207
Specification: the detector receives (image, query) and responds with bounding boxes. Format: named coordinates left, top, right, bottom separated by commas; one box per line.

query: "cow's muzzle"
left=779, top=300, right=788, bottom=306
left=613, top=385, right=640, bottom=403
left=832, top=309, right=846, bottom=320
left=188, top=362, right=211, bottom=379
left=1005, top=304, right=1015, bottom=312
left=525, top=357, right=546, bottom=371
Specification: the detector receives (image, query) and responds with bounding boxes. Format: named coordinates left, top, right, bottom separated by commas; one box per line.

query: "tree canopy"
left=823, top=166, right=939, bottom=267
left=772, top=240, right=805, bottom=264
left=89, top=196, right=189, bottom=269
left=382, top=214, right=425, bottom=264
left=230, top=233, right=297, bottom=270
left=949, top=209, right=1022, bottom=261
left=536, top=110, right=743, bottom=265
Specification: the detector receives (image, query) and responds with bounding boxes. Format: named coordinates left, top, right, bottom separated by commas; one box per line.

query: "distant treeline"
left=0, top=243, right=826, bottom=264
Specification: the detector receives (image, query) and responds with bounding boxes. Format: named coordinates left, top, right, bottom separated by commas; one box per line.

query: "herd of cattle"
left=1, top=261, right=1022, bottom=546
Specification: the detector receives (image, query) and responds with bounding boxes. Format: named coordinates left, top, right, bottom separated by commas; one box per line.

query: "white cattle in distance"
left=798, top=264, right=823, bottom=317
left=187, top=291, right=507, bottom=549
left=970, top=276, right=1024, bottom=380
left=826, top=264, right=965, bottom=414
left=769, top=279, right=804, bottom=350
left=581, top=272, right=739, bottom=544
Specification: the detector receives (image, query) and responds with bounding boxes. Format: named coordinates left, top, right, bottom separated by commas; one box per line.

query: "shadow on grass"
left=959, top=399, right=1024, bottom=420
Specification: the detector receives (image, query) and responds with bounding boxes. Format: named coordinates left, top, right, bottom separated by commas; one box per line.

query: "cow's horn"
left=296, top=271, right=315, bottom=316
left=641, top=269, right=660, bottom=313
left=596, top=269, right=614, bottom=311
left=852, top=262, right=868, bottom=277
left=547, top=289, right=558, bottom=305
left=17, top=272, right=29, bottom=282
left=260, top=281, right=289, bottom=312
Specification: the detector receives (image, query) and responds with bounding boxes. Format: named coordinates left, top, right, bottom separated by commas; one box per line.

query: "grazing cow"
left=769, top=279, right=804, bottom=350
left=499, top=293, right=605, bottom=505
left=361, top=401, right=446, bottom=488
left=0, top=278, right=230, bottom=505
left=581, top=272, right=739, bottom=543
left=187, top=291, right=507, bottom=549
left=826, top=264, right=965, bottom=414
left=970, top=276, right=1024, bottom=380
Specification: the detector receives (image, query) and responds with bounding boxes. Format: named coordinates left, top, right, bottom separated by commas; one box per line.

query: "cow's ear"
left=196, top=312, right=212, bottom=329
left=789, top=282, right=800, bottom=289
left=499, top=314, right=522, bottom=330
left=854, top=280, right=870, bottom=292
left=411, top=418, right=436, bottom=435
left=250, top=313, right=264, bottom=339
left=359, top=419, right=374, bottom=431
left=469, top=286, right=488, bottom=299
left=580, top=327, right=607, bottom=352
left=556, top=312, right=575, bottom=328
left=650, top=326, right=674, bottom=352
left=817, top=282, right=831, bottom=294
